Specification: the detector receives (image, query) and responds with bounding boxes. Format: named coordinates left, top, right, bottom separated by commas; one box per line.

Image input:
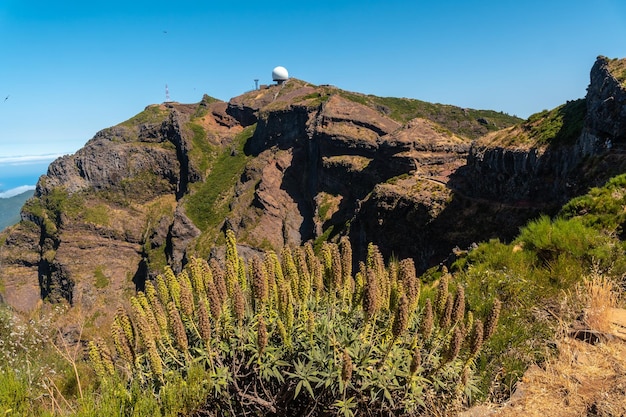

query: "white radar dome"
left=272, top=66, right=289, bottom=82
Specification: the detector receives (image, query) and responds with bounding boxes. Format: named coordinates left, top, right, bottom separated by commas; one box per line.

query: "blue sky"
left=1, top=0, right=625, bottom=162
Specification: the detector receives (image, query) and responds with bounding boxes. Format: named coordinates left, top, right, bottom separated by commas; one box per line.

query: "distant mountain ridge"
left=0, top=190, right=34, bottom=230
left=1, top=56, right=625, bottom=328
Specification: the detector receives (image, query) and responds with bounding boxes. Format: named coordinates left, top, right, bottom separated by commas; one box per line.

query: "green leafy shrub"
left=517, top=215, right=614, bottom=271
left=90, top=233, right=499, bottom=415
left=454, top=179, right=626, bottom=401
left=560, top=173, right=626, bottom=236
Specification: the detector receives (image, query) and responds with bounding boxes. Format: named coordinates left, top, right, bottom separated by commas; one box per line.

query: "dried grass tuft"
left=580, top=270, right=618, bottom=333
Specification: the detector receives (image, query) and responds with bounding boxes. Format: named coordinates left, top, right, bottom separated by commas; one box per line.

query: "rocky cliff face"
left=461, top=56, right=626, bottom=209
left=2, top=57, right=625, bottom=325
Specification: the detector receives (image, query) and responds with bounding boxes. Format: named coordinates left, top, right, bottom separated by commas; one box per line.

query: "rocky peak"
left=585, top=56, right=626, bottom=144
left=462, top=56, right=626, bottom=206
left=0, top=72, right=566, bottom=328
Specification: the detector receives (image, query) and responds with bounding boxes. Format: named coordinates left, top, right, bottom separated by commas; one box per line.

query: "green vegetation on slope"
left=187, top=123, right=213, bottom=174
left=192, top=94, right=221, bottom=119
left=482, top=98, right=586, bottom=148
left=338, top=92, right=523, bottom=139
left=449, top=175, right=626, bottom=400
left=1, top=173, right=626, bottom=415
left=607, top=56, right=626, bottom=87
left=560, top=173, right=626, bottom=236
left=185, top=124, right=256, bottom=237
left=523, top=99, right=586, bottom=146
left=120, top=105, right=169, bottom=128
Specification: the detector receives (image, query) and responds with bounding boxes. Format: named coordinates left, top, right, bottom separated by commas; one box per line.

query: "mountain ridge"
left=1, top=56, right=624, bottom=330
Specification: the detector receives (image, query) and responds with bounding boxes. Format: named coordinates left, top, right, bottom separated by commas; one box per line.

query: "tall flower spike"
left=233, top=282, right=246, bottom=324
left=252, top=256, right=269, bottom=309
left=446, top=326, right=464, bottom=362
left=306, top=310, right=315, bottom=337
left=198, top=299, right=212, bottom=343
left=144, top=281, right=158, bottom=304
left=225, top=229, right=239, bottom=275
left=130, top=297, right=154, bottom=347
left=210, top=259, right=227, bottom=304
left=303, top=243, right=322, bottom=298
left=470, top=318, right=484, bottom=357
left=339, top=236, right=353, bottom=286
left=409, top=347, right=422, bottom=376
left=206, top=278, right=222, bottom=320
left=167, top=301, right=188, bottom=352
left=363, top=268, right=380, bottom=320
left=146, top=342, right=163, bottom=377
left=155, top=274, right=171, bottom=306
left=452, top=285, right=465, bottom=324
left=321, top=242, right=333, bottom=288
left=341, top=349, right=353, bottom=383
left=188, top=257, right=207, bottom=299
left=310, top=256, right=324, bottom=300
left=137, top=292, right=160, bottom=337
left=178, top=270, right=195, bottom=318
left=399, top=258, right=419, bottom=313
left=98, top=339, right=115, bottom=376
left=281, top=247, right=299, bottom=302
left=271, top=252, right=285, bottom=297
left=331, top=243, right=343, bottom=294
left=484, top=299, right=501, bottom=340
left=392, top=294, right=409, bottom=339
left=420, top=299, right=434, bottom=340
left=112, top=315, right=134, bottom=363
left=164, top=266, right=181, bottom=308
left=353, top=261, right=367, bottom=305
left=440, top=293, right=454, bottom=329
left=225, top=260, right=238, bottom=298
left=149, top=291, right=169, bottom=336
left=286, top=294, right=295, bottom=330
left=276, top=318, right=290, bottom=349
left=88, top=340, right=106, bottom=378
left=294, top=247, right=311, bottom=303
left=264, top=252, right=278, bottom=305
left=303, top=241, right=316, bottom=273
left=436, top=272, right=449, bottom=316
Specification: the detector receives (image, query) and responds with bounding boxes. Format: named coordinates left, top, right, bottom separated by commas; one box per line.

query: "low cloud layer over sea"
left=0, top=154, right=65, bottom=198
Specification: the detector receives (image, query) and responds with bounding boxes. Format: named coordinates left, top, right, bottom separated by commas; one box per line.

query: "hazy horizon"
left=0, top=155, right=60, bottom=197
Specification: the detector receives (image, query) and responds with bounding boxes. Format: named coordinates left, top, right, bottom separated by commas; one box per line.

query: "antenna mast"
left=165, top=84, right=170, bottom=102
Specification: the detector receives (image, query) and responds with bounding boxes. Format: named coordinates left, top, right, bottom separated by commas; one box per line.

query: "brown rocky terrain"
left=1, top=56, right=625, bottom=335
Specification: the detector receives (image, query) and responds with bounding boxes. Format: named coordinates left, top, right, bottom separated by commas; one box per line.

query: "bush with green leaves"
left=452, top=193, right=626, bottom=400
left=90, top=233, right=500, bottom=416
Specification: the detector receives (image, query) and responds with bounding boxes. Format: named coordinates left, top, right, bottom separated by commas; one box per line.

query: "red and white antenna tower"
left=165, top=84, right=170, bottom=102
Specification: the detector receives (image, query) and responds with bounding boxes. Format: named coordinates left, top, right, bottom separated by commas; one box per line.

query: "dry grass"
left=486, top=338, right=626, bottom=417
left=462, top=271, right=626, bottom=417
left=580, top=271, right=619, bottom=333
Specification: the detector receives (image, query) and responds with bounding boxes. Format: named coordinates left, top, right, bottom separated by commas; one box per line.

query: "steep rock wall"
left=462, top=56, right=626, bottom=207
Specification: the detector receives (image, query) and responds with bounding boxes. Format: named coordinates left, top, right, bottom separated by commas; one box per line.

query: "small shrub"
left=94, top=266, right=109, bottom=289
